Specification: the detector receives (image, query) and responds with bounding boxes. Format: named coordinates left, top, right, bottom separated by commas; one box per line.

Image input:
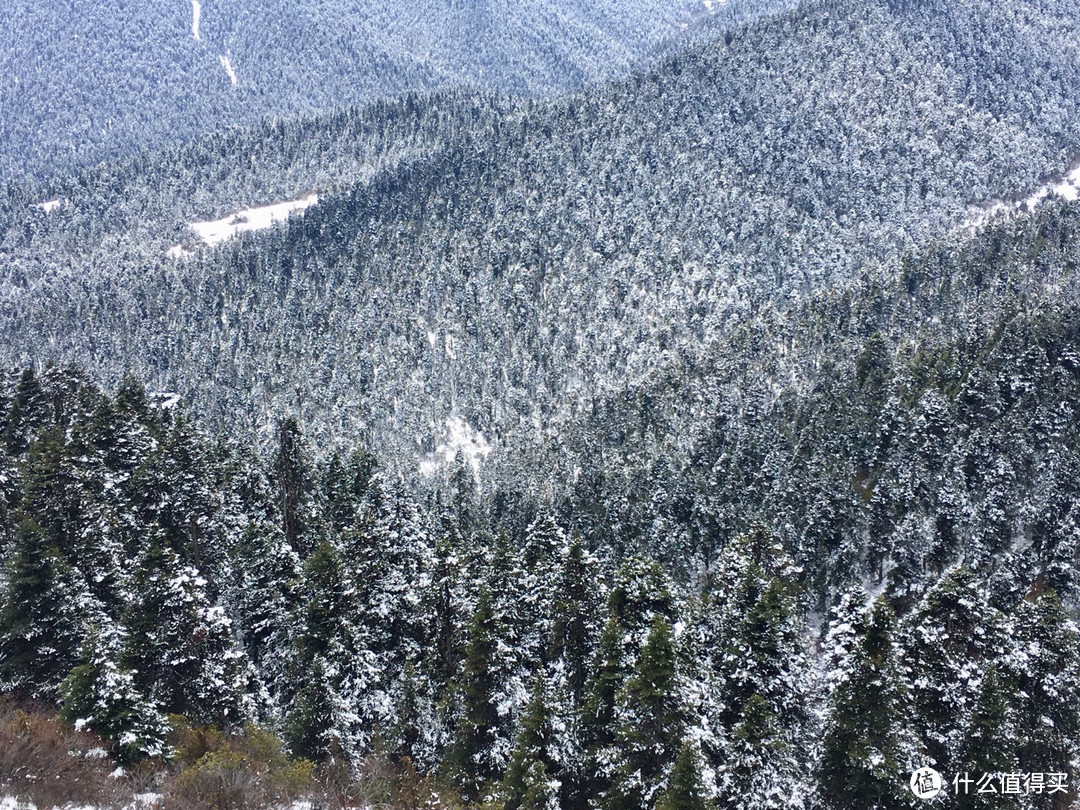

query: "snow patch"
left=36, top=199, right=62, bottom=213
left=965, top=161, right=1080, bottom=230
left=419, top=417, right=492, bottom=479
left=128, top=794, right=163, bottom=809
left=187, top=194, right=319, bottom=247
left=150, top=391, right=182, bottom=410
left=166, top=244, right=193, bottom=260
left=219, top=51, right=237, bottom=85
left=191, top=0, right=201, bottom=40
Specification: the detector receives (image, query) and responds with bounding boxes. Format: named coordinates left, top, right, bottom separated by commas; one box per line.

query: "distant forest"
left=3, top=0, right=1080, bottom=807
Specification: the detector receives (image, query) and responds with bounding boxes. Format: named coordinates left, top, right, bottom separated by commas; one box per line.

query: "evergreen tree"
left=122, top=536, right=250, bottom=726
left=227, top=519, right=300, bottom=701
left=284, top=655, right=340, bottom=763
left=342, top=474, right=434, bottom=753
left=903, top=568, right=1004, bottom=771
left=520, top=760, right=560, bottom=810
left=503, top=674, right=560, bottom=810
left=448, top=587, right=501, bottom=799
left=956, top=667, right=1017, bottom=810
left=60, top=625, right=170, bottom=763
left=581, top=557, right=675, bottom=806
left=272, top=416, right=319, bottom=557
left=1004, top=590, right=1080, bottom=806
left=816, top=597, right=920, bottom=810
left=601, top=616, right=687, bottom=810
left=0, top=518, right=91, bottom=698
left=655, top=740, right=712, bottom=810
left=550, top=537, right=602, bottom=703
left=3, top=368, right=47, bottom=455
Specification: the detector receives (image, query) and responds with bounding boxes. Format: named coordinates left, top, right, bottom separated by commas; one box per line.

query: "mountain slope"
left=4, top=0, right=1079, bottom=487
left=0, top=0, right=788, bottom=180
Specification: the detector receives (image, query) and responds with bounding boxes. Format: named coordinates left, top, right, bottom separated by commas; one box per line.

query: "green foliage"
left=0, top=518, right=89, bottom=699
left=655, top=741, right=711, bottom=810
left=817, top=598, right=921, bottom=810
left=60, top=627, right=170, bottom=763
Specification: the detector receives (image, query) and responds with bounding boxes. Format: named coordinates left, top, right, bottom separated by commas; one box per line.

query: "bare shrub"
left=0, top=701, right=123, bottom=809
left=161, top=720, right=314, bottom=810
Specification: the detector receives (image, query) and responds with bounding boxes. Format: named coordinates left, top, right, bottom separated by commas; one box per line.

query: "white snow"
left=187, top=193, right=319, bottom=246
left=965, top=161, right=1080, bottom=230
left=219, top=52, right=237, bottom=85
left=36, top=199, right=61, bottom=213
left=419, top=416, right=493, bottom=479
left=128, top=794, right=163, bottom=809
left=166, top=244, right=193, bottom=259
left=151, top=391, right=182, bottom=409
left=191, top=0, right=201, bottom=40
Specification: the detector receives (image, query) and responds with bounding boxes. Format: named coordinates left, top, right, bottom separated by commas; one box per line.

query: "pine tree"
left=816, top=597, right=920, bottom=810
left=520, top=760, right=560, bottom=810
left=1004, top=590, right=1080, bottom=806
left=122, top=536, right=250, bottom=727
left=284, top=655, right=340, bottom=763
left=0, top=517, right=92, bottom=698
left=227, top=520, right=300, bottom=699
left=448, top=587, right=501, bottom=799
left=956, top=667, right=1017, bottom=810
left=342, top=475, right=434, bottom=753
left=503, top=674, right=559, bottom=810
left=3, top=367, right=47, bottom=455
left=903, top=568, right=1004, bottom=771
left=581, top=557, right=675, bottom=806
left=272, top=416, right=319, bottom=557
left=700, top=529, right=809, bottom=810
left=322, top=448, right=376, bottom=533
left=655, top=740, right=712, bottom=810
left=60, top=625, right=170, bottom=763
left=550, top=537, right=601, bottom=703
left=601, top=616, right=687, bottom=810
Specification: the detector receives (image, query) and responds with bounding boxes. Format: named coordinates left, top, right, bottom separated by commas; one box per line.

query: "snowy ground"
left=0, top=795, right=160, bottom=810
left=964, top=161, right=1080, bottom=230
left=36, top=199, right=62, bottom=213
left=419, top=417, right=493, bottom=478
left=188, top=194, right=319, bottom=246
left=191, top=0, right=201, bottom=40
left=165, top=244, right=193, bottom=259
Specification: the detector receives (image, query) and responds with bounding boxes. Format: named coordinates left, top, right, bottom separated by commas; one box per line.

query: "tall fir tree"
left=0, top=517, right=92, bottom=698
left=601, top=616, right=687, bottom=810
left=60, top=624, right=170, bottom=763
left=816, top=597, right=921, bottom=810
left=122, top=535, right=251, bottom=727
left=655, top=740, right=712, bottom=810
left=1004, top=590, right=1080, bottom=809
left=448, top=586, right=502, bottom=800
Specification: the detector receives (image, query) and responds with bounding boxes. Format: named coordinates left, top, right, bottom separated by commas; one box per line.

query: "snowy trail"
left=219, top=52, right=237, bottom=85
left=191, top=0, right=201, bottom=40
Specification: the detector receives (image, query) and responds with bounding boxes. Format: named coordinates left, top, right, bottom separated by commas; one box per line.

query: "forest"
left=3, top=0, right=1080, bottom=807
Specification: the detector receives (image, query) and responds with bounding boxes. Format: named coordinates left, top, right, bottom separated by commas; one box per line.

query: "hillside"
left=3, top=0, right=1080, bottom=489
left=0, top=0, right=789, bottom=180
left=2, top=197, right=1080, bottom=807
